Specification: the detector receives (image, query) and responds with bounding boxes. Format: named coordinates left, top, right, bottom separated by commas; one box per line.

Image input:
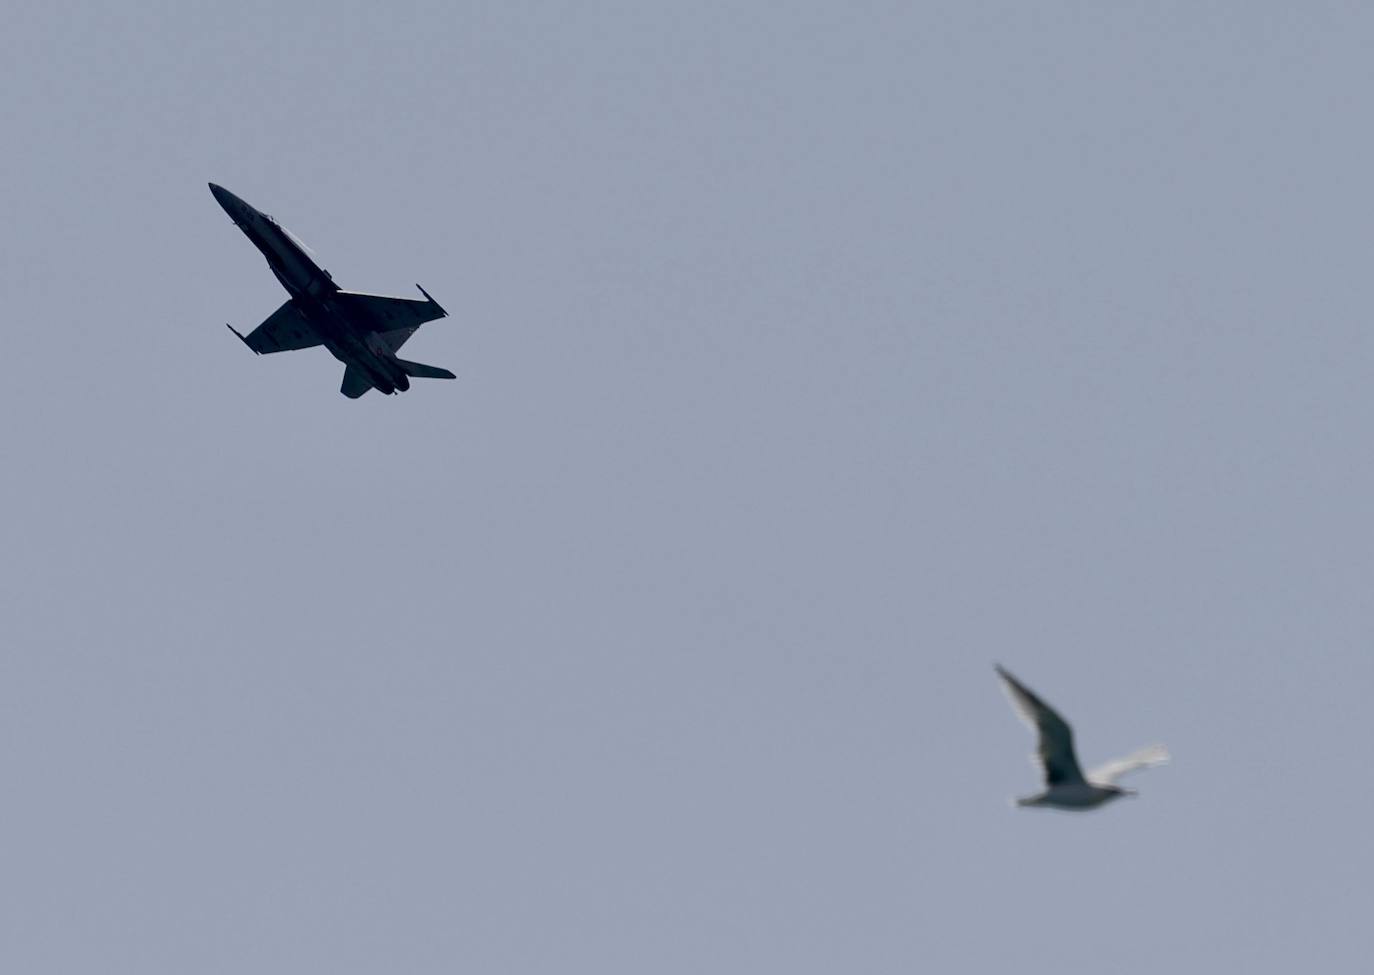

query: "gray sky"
left=3, top=1, right=1372, bottom=971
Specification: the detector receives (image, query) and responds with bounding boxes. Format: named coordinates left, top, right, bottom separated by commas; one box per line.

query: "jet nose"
left=209, top=182, right=246, bottom=217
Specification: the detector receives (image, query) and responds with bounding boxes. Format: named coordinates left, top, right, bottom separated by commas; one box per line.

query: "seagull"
left=995, top=665, right=1168, bottom=811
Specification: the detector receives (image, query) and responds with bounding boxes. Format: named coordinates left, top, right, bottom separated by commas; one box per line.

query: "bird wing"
left=996, top=666, right=1086, bottom=786
left=1088, top=744, right=1170, bottom=785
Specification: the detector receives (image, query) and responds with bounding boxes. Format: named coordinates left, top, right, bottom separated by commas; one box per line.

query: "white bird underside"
left=996, top=665, right=1168, bottom=811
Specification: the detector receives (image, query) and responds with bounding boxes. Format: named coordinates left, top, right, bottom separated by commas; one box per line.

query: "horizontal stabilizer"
left=340, top=365, right=373, bottom=398
left=395, top=358, right=455, bottom=380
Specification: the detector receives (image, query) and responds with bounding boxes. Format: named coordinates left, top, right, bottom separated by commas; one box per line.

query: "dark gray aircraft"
left=210, top=183, right=454, bottom=398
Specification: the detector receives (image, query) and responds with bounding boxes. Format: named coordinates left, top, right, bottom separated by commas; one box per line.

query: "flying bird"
left=995, top=665, right=1168, bottom=811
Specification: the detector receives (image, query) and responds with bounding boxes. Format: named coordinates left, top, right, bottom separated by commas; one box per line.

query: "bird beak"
left=1121, top=788, right=1139, bottom=798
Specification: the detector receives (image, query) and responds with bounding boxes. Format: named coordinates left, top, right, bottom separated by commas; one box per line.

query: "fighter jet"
left=209, top=183, right=454, bottom=398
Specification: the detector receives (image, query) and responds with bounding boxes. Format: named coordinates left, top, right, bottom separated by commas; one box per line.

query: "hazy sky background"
left=3, top=2, right=1373, bottom=971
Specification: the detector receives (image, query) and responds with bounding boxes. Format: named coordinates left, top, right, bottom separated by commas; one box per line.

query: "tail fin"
left=395, top=358, right=456, bottom=380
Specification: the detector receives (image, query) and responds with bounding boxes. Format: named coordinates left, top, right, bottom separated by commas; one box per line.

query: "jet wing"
left=380, top=326, right=418, bottom=353
left=238, top=299, right=322, bottom=354
left=332, top=287, right=448, bottom=334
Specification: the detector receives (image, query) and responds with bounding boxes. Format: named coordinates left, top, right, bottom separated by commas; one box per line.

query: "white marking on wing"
left=1089, top=744, right=1170, bottom=785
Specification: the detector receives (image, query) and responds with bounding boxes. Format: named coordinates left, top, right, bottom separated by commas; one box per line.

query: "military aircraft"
left=210, top=183, right=454, bottom=398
